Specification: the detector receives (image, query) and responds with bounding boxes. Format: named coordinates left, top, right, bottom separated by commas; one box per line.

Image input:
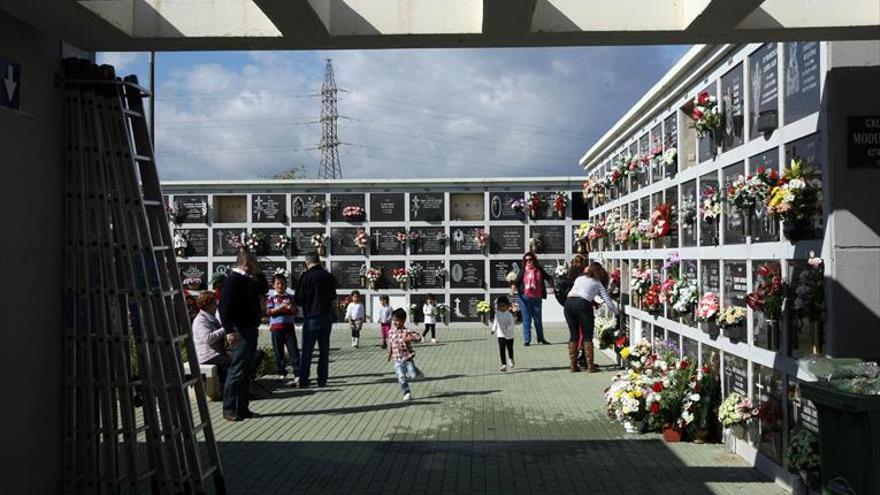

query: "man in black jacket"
left=294, top=254, right=338, bottom=388
left=218, top=251, right=269, bottom=421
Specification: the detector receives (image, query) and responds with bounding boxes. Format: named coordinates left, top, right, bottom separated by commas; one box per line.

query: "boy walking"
left=387, top=308, right=424, bottom=401
left=266, top=273, right=301, bottom=384
left=345, top=290, right=366, bottom=348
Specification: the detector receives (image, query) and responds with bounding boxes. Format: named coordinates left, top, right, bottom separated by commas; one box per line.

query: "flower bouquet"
left=477, top=300, right=491, bottom=325
left=716, top=306, right=747, bottom=330
left=596, top=316, right=618, bottom=350
left=746, top=263, right=786, bottom=320
left=366, top=267, right=382, bottom=290
left=630, top=267, right=653, bottom=296
left=605, top=369, right=651, bottom=432
left=660, top=277, right=677, bottom=304
left=182, top=275, right=202, bottom=291
left=669, top=279, right=699, bottom=317
left=407, top=231, right=422, bottom=252
left=662, top=251, right=680, bottom=276
left=692, top=90, right=721, bottom=138
left=475, top=229, right=490, bottom=252
left=437, top=304, right=450, bottom=325
left=354, top=229, right=369, bottom=254
left=700, top=186, right=722, bottom=222
left=436, top=266, right=448, bottom=285
left=173, top=231, right=188, bottom=258
left=650, top=204, right=672, bottom=239
left=553, top=191, right=568, bottom=219
left=718, top=392, right=756, bottom=438
left=528, top=193, right=545, bottom=219
left=408, top=264, right=424, bottom=288
left=342, top=205, right=366, bottom=222
left=662, top=147, right=677, bottom=166
left=680, top=196, right=698, bottom=227
left=642, top=283, right=663, bottom=314
left=395, top=230, right=408, bottom=247
left=794, top=253, right=824, bottom=353
left=510, top=197, right=527, bottom=213
left=435, top=231, right=448, bottom=248
left=274, top=233, right=291, bottom=253
left=620, top=338, right=653, bottom=370
left=312, top=200, right=326, bottom=221
left=766, top=159, right=821, bottom=241
left=312, top=232, right=327, bottom=257
left=679, top=364, right=717, bottom=440
left=784, top=427, right=821, bottom=489
left=391, top=267, right=409, bottom=290
left=695, top=292, right=720, bottom=322
left=244, top=231, right=266, bottom=254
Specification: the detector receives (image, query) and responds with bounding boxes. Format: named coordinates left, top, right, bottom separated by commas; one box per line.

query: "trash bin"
left=801, top=381, right=880, bottom=495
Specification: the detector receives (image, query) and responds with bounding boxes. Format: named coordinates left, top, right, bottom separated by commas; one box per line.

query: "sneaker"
left=351, top=339, right=356, bottom=347
left=508, top=360, right=515, bottom=368
left=431, top=338, right=436, bottom=344
left=402, top=392, right=412, bottom=401
left=500, top=365, right=507, bottom=372
left=292, top=376, right=300, bottom=388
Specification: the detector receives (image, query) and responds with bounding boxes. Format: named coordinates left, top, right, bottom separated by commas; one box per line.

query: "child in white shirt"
left=492, top=295, right=516, bottom=372
left=376, top=294, right=393, bottom=349
left=421, top=293, right=439, bottom=343
left=345, top=290, right=366, bottom=348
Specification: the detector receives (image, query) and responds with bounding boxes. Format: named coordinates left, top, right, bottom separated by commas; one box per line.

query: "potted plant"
left=695, top=292, right=720, bottom=324
left=476, top=300, right=491, bottom=325
left=785, top=427, right=821, bottom=493
left=354, top=228, right=369, bottom=255
left=173, top=231, right=188, bottom=258
left=766, top=159, right=821, bottom=242
left=311, top=232, right=327, bottom=257
left=727, top=167, right=777, bottom=237
left=553, top=191, right=568, bottom=219
left=716, top=306, right=747, bottom=340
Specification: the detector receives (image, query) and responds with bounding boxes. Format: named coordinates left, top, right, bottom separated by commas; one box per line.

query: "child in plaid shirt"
left=387, top=308, right=424, bottom=401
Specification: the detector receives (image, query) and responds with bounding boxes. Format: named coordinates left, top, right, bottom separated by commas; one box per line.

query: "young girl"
left=564, top=262, right=619, bottom=372
left=492, top=295, right=516, bottom=372
left=387, top=308, right=424, bottom=401
left=377, top=294, right=393, bottom=349
left=421, top=293, right=438, bottom=343
left=345, top=290, right=366, bottom=348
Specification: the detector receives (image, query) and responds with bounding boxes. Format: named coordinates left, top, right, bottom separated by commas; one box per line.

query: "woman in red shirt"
left=510, top=252, right=551, bottom=346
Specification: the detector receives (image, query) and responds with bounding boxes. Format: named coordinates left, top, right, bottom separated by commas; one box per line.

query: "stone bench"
left=183, top=362, right=221, bottom=401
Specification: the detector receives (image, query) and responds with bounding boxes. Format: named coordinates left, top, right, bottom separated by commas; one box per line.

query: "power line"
left=158, top=90, right=319, bottom=100
left=159, top=117, right=318, bottom=128
left=343, top=148, right=568, bottom=177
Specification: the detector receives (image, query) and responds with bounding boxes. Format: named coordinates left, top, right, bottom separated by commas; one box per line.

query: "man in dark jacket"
left=218, top=251, right=269, bottom=421
left=294, top=254, right=338, bottom=388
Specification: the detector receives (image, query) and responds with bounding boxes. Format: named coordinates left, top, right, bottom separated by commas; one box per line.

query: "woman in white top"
left=564, top=262, right=619, bottom=373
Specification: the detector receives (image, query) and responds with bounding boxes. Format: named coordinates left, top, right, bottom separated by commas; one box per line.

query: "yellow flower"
left=634, top=389, right=643, bottom=398
left=621, top=348, right=631, bottom=359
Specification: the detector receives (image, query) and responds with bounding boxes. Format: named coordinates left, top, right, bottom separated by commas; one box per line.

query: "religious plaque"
left=174, top=228, right=208, bottom=258
left=663, top=113, right=678, bottom=178
left=409, top=260, right=446, bottom=289
left=699, top=173, right=719, bottom=246
left=449, top=293, right=485, bottom=322
left=449, top=226, right=484, bottom=254
left=681, top=180, right=697, bottom=247
left=488, top=191, right=525, bottom=221
left=259, top=262, right=288, bottom=286
left=212, top=228, right=243, bottom=257
left=410, top=193, right=444, bottom=222
left=848, top=116, right=880, bottom=168
left=370, top=193, right=405, bottom=222
left=449, top=259, right=485, bottom=289
left=371, top=227, right=406, bottom=256
left=330, top=227, right=361, bottom=256
left=529, top=225, right=565, bottom=254
left=331, top=261, right=367, bottom=289
left=289, top=260, right=309, bottom=287
left=783, top=41, right=820, bottom=125
left=724, top=354, right=749, bottom=396
left=749, top=149, right=780, bottom=243
left=722, top=163, right=746, bottom=244
left=409, top=294, right=447, bottom=324
left=720, top=63, right=744, bottom=151
left=252, top=228, right=288, bottom=256
left=290, top=194, right=326, bottom=223
left=290, top=228, right=324, bottom=256
left=251, top=194, right=286, bottom=223
left=330, top=193, right=366, bottom=222
left=490, top=259, right=522, bottom=289
left=369, top=260, right=405, bottom=289
left=723, top=261, right=748, bottom=307
left=489, top=225, right=525, bottom=254
left=409, top=227, right=446, bottom=255
left=749, top=42, right=779, bottom=139
left=697, top=85, right=717, bottom=163
left=211, top=262, right=235, bottom=279
left=178, top=262, right=208, bottom=290
left=171, top=195, right=209, bottom=224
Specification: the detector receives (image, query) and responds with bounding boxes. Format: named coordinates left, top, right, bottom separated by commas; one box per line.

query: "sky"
left=97, top=46, right=690, bottom=181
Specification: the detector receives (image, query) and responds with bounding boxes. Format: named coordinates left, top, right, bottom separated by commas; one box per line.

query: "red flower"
left=757, top=264, right=771, bottom=277
left=697, top=91, right=710, bottom=105
left=692, top=108, right=704, bottom=119
left=757, top=166, right=766, bottom=175
left=650, top=402, right=661, bottom=414
left=770, top=169, right=779, bottom=179
left=652, top=382, right=664, bottom=393
left=694, top=383, right=702, bottom=393
left=679, top=360, right=689, bottom=370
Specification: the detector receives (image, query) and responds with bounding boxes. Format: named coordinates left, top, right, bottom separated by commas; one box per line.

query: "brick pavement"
left=208, top=324, right=788, bottom=494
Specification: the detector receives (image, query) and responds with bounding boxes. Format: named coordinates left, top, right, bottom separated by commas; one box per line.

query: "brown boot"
left=568, top=342, right=580, bottom=372
left=584, top=341, right=599, bottom=373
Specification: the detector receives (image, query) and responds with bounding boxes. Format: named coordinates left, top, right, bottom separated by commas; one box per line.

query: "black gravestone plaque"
left=213, top=228, right=243, bottom=256
left=721, top=64, right=745, bottom=151
left=172, top=195, right=209, bottom=224
left=371, top=228, right=406, bottom=256
left=530, top=225, right=565, bottom=254
left=290, top=228, right=324, bottom=256
left=290, top=194, right=325, bottom=223
left=571, top=192, right=589, bottom=220
left=699, top=174, right=719, bottom=246
left=490, top=225, right=524, bottom=254
left=178, top=262, right=208, bottom=290
left=749, top=148, right=780, bottom=243
left=784, top=41, right=820, bottom=124
left=252, top=228, right=288, bottom=256
left=449, top=259, right=485, bottom=288
left=665, top=186, right=679, bottom=248
left=251, top=194, right=286, bottom=223
left=847, top=116, right=880, bottom=168
left=370, top=193, right=405, bottom=222
left=211, top=262, right=235, bottom=279
left=331, top=193, right=366, bottom=222
left=722, top=163, right=746, bottom=245
left=682, top=259, right=698, bottom=284
left=724, top=354, right=749, bottom=396
left=488, top=192, right=525, bottom=221
left=449, top=226, right=484, bottom=254
left=331, top=261, right=367, bottom=289
left=409, top=260, right=446, bottom=289
left=664, top=113, right=678, bottom=178
left=749, top=43, right=779, bottom=139
left=289, top=260, right=309, bottom=287
left=638, top=134, right=650, bottom=187
left=410, top=193, right=444, bottom=223
left=702, top=260, right=720, bottom=294
left=330, top=227, right=361, bottom=256
left=175, top=228, right=208, bottom=257
left=409, top=227, right=446, bottom=255
left=370, top=260, right=405, bottom=289
left=259, top=262, right=288, bottom=287
left=698, top=85, right=717, bottom=163
left=450, top=293, right=485, bottom=322
left=410, top=294, right=447, bottom=324
left=723, top=261, right=748, bottom=307
left=650, top=124, right=663, bottom=183
left=532, top=192, right=563, bottom=220
left=490, top=259, right=522, bottom=289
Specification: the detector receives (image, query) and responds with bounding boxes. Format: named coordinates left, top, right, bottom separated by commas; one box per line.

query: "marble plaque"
left=251, top=194, right=286, bottom=223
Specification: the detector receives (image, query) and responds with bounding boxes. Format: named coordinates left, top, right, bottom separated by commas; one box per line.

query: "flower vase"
left=480, top=314, right=489, bottom=326
left=782, top=219, right=811, bottom=242
left=662, top=424, right=682, bottom=443
left=529, top=209, right=538, bottom=221
left=399, top=281, right=407, bottom=290
left=370, top=280, right=378, bottom=291
left=810, top=320, right=823, bottom=355
left=360, top=276, right=367, bottom=288
left=623, top=420, right=644, bottom=434
left=556, top=209, right=564, bottom=219
left=767, top=319, right=781, bottom=351
left=742, top=211, right=752, bottom=238
left=359, top=246, right=367, bottom=256
left=725, top=323, right=746, bottom=343
left=316, top=246, right=326, bottom=257
left=731, top=423, right=746, bottom=440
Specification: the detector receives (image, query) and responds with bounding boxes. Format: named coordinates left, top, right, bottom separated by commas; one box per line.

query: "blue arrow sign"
left=0, top=58, right=21, bottom=111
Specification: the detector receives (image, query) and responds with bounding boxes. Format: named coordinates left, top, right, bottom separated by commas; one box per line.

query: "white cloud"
left=96, top=52, right=147, bottom=71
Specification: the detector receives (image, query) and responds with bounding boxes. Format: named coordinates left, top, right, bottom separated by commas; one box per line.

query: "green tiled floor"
left=210, top=324, right=787, bottom=494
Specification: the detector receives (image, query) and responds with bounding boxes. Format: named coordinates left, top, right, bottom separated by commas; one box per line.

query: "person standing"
left=511, top=252, right=551, bottom=346
left=345, top=290, right=365, bottom=348
left=218, top=251, right=269, bottom=422
left=492, top=295, right=516, bottom=372
left=266, top=273, right=301, bottom=383
left=293, top=254, right=338, bottom=388
left=563, top=262, right=619, bottom=372
left=376, top=295, right=393, bottom=349
left=421, top=293, right=439, bottom=343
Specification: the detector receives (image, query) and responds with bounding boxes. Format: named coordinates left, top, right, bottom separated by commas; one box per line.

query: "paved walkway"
left=209, top=324, right=787, bottom=494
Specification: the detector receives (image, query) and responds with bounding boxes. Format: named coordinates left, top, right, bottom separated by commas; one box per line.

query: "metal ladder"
left=62, top=59, right=226, bottom=494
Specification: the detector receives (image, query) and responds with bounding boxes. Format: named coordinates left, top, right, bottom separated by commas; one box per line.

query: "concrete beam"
left=532, top=0, right=681, bottom=32
left=482, top=0, right=536, bottom=37
left=685, top=0, right=765, bottom=33
left=307, top=0, right=483, bottom=36
left=739, top=0, right=880, bottom=30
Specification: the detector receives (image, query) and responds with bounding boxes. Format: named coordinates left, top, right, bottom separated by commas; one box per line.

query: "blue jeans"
left=518, top=294, right=545, bottom=344
left=271, top=327, right=301, bottom=376
left=300, top=313, right=333, bottom=386
left=223, top=326, right=258, bottom=415
left=393, top=359, right=421, bottom=395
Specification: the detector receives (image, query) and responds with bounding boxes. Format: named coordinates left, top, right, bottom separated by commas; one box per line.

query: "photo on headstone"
left=488, top=191, right=525, bottom=220
left=251, top=194, right=286, bottom=223
left=449, top=259, right=485, bottom=289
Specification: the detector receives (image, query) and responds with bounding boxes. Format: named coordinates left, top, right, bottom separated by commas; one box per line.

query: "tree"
left=268, top=164, right=308, bottom=180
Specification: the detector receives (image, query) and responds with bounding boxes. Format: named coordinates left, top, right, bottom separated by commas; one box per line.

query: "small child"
left=492, top=295, right=516, bottom=372
left=376, top=294, right=393, bottom=349
left=345, top=290, right=366, bottom=348
left=387, top=308, right=424, bottom=401
left=266, top=274, right=301, bottom=382
left=421, top=293, right=439, bottom=343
